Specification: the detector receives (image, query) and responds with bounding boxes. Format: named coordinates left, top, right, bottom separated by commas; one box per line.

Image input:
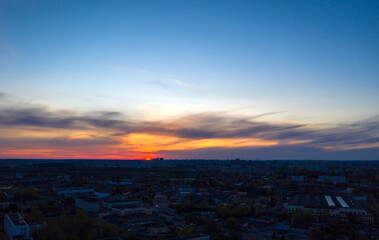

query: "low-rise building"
left=57, top=188, right=95, bottom=197
left=318, top=176, right=347, bottom=184
left=284, top=194, right=369, bottom=217
left=4, top=191, right=14, bottom=199
left=94, top=192, right=110, bottom=198
left=292, top=176, right=305, bottom=182
left=173, top=233, right=210, bottom=240
left=112, top=204, right=152, bottom=216
left=29, top=222, right=46, bottom=232
left=102, top=199, right=142, bottom=209
left=4, top=213, right=32, bottom=240
left=75, top=197, right=100, bottom=212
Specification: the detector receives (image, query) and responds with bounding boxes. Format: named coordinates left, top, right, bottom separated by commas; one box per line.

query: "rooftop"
left=7, top=213, right=28, bottom=226
left=287, top=194, right=360, bottom=209
left=104, top=199, right=141, bottom=204
left=112, top=204, right=144, bottom=210
left=76, top=196, right=99, bottom=203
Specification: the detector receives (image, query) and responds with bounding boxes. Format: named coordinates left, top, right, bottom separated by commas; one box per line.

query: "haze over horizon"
left=0, top=1, right=378, bottom=160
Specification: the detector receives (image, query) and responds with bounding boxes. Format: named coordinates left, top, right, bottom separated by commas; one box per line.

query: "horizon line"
left=1, top=158, right=378, bottom=161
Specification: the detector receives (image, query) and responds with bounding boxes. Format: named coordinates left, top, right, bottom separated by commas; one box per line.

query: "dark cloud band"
left=0, top=104, right=378, bottom=155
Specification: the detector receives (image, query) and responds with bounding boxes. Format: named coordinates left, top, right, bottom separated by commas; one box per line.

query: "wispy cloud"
left=107, top=64, right=199, bottom=89
left=0, top=92, right=8, bottom=99
left=0, top=106, right=131, bottom=131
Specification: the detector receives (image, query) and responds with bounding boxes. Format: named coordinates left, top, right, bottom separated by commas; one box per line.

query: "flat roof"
left=76, top=196, right=99, bottom=202
left=104, top=199, right=141, bottom=204
left=336, top=196, right=349, bottom=208
left=288, top=194, right=356, bottom=210
left=7, top=213, right=27, bottom=226
left=325, top=195, right=336, bottom=207
left=113, top=205, right=144, bottom=210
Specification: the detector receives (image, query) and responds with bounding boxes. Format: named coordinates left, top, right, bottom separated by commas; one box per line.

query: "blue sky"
left=0, top=1, right=378, bottom=159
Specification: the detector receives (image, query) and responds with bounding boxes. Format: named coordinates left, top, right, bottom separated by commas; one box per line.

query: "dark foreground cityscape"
left=0, top=159, right=377, bottom=240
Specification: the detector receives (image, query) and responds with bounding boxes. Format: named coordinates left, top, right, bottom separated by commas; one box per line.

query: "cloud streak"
left=107, top=64, right=199, bottom=89
left=0, top=107, right=131, bottom=131
left=0, top=103, right=378, bottom=159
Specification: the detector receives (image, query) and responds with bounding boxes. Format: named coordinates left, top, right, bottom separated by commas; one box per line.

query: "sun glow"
left=121, top=133, right=278, bottom=153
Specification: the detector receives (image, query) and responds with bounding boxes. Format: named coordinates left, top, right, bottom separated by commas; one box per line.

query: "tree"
left=291, top=210, right=303, bottom=227
left=201, top=218, right=221, bottom=234
left=32, top=211, right=124, bottom=240
left=226, top=217, right=240, bottom=230
left=26, top=209, right=44, bottom=222
left=200, top=200, right=209, bottom=210
left=320, top=212, right=330, bottom=223
left=182, top=200, right=192, bottom=212
left=177, top=226, right=196, bottom=236
left=228, top=230, right=242, bottom=240
left=254, top=207, right=264, bottom=218
left=303, top=210, right=314, bottom=227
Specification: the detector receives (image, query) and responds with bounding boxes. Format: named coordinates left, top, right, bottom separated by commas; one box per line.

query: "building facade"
left=4, top=213, right=32, bottom=240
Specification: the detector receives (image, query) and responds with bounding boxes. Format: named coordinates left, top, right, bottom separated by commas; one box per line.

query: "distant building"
left=173, top=233, right=210, bottom=240
left=29, top=222, right=45, bottom=232
left=307, top=164, right=328, bottom=172
left=97, top=237, right=122, bottom=240
left=318, top=176, right=347, bottom=184
left=112, top=205, right=151, bottom=217
left=0, top=191, right=11, bottom=209
left=75, top=197, right=99, bottom=212
left=284, top=194, right=369, bottom=217
left=57, top=175, right=71, bottom=180
left=94, top=192, right=110, bottom=198
left=0, top=201, right=10, bottom=209
left=4, top=213, right=32, bottom=240
left=292, top=176, right=305, bottom=182
left=57, top=188, right=95, bottom=197
left=4, top=191, right=14, bottom=199
left=102, top=199, right=142, bottom=209
left=153, top=194, right=170, bottom=208
left=15, top=173, right=24, bottom=179
left=274, top=186, right=287, bottom=201
left=179, top=188, right=196, bottom=195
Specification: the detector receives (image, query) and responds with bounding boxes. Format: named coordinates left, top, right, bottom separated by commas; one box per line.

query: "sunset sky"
left=0, top=0, right=378, bottom=160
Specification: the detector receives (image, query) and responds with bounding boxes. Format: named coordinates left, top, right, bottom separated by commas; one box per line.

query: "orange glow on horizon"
left=1, top=123, right=373, bottom=159
left=121, top=133, right=278, bottom=153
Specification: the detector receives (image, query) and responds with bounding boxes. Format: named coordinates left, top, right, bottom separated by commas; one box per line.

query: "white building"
left=4, top=213, right=32, bottom=240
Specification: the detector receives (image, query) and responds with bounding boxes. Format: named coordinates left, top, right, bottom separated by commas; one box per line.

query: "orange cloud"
left=121, top=133, right=278, bottom=152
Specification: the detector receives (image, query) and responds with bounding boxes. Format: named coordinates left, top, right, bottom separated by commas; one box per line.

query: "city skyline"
left=0, top=1, right=378, bottom=159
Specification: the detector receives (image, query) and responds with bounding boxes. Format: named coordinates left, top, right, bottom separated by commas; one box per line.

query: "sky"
left=0, top=0, right=378, bottom=160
